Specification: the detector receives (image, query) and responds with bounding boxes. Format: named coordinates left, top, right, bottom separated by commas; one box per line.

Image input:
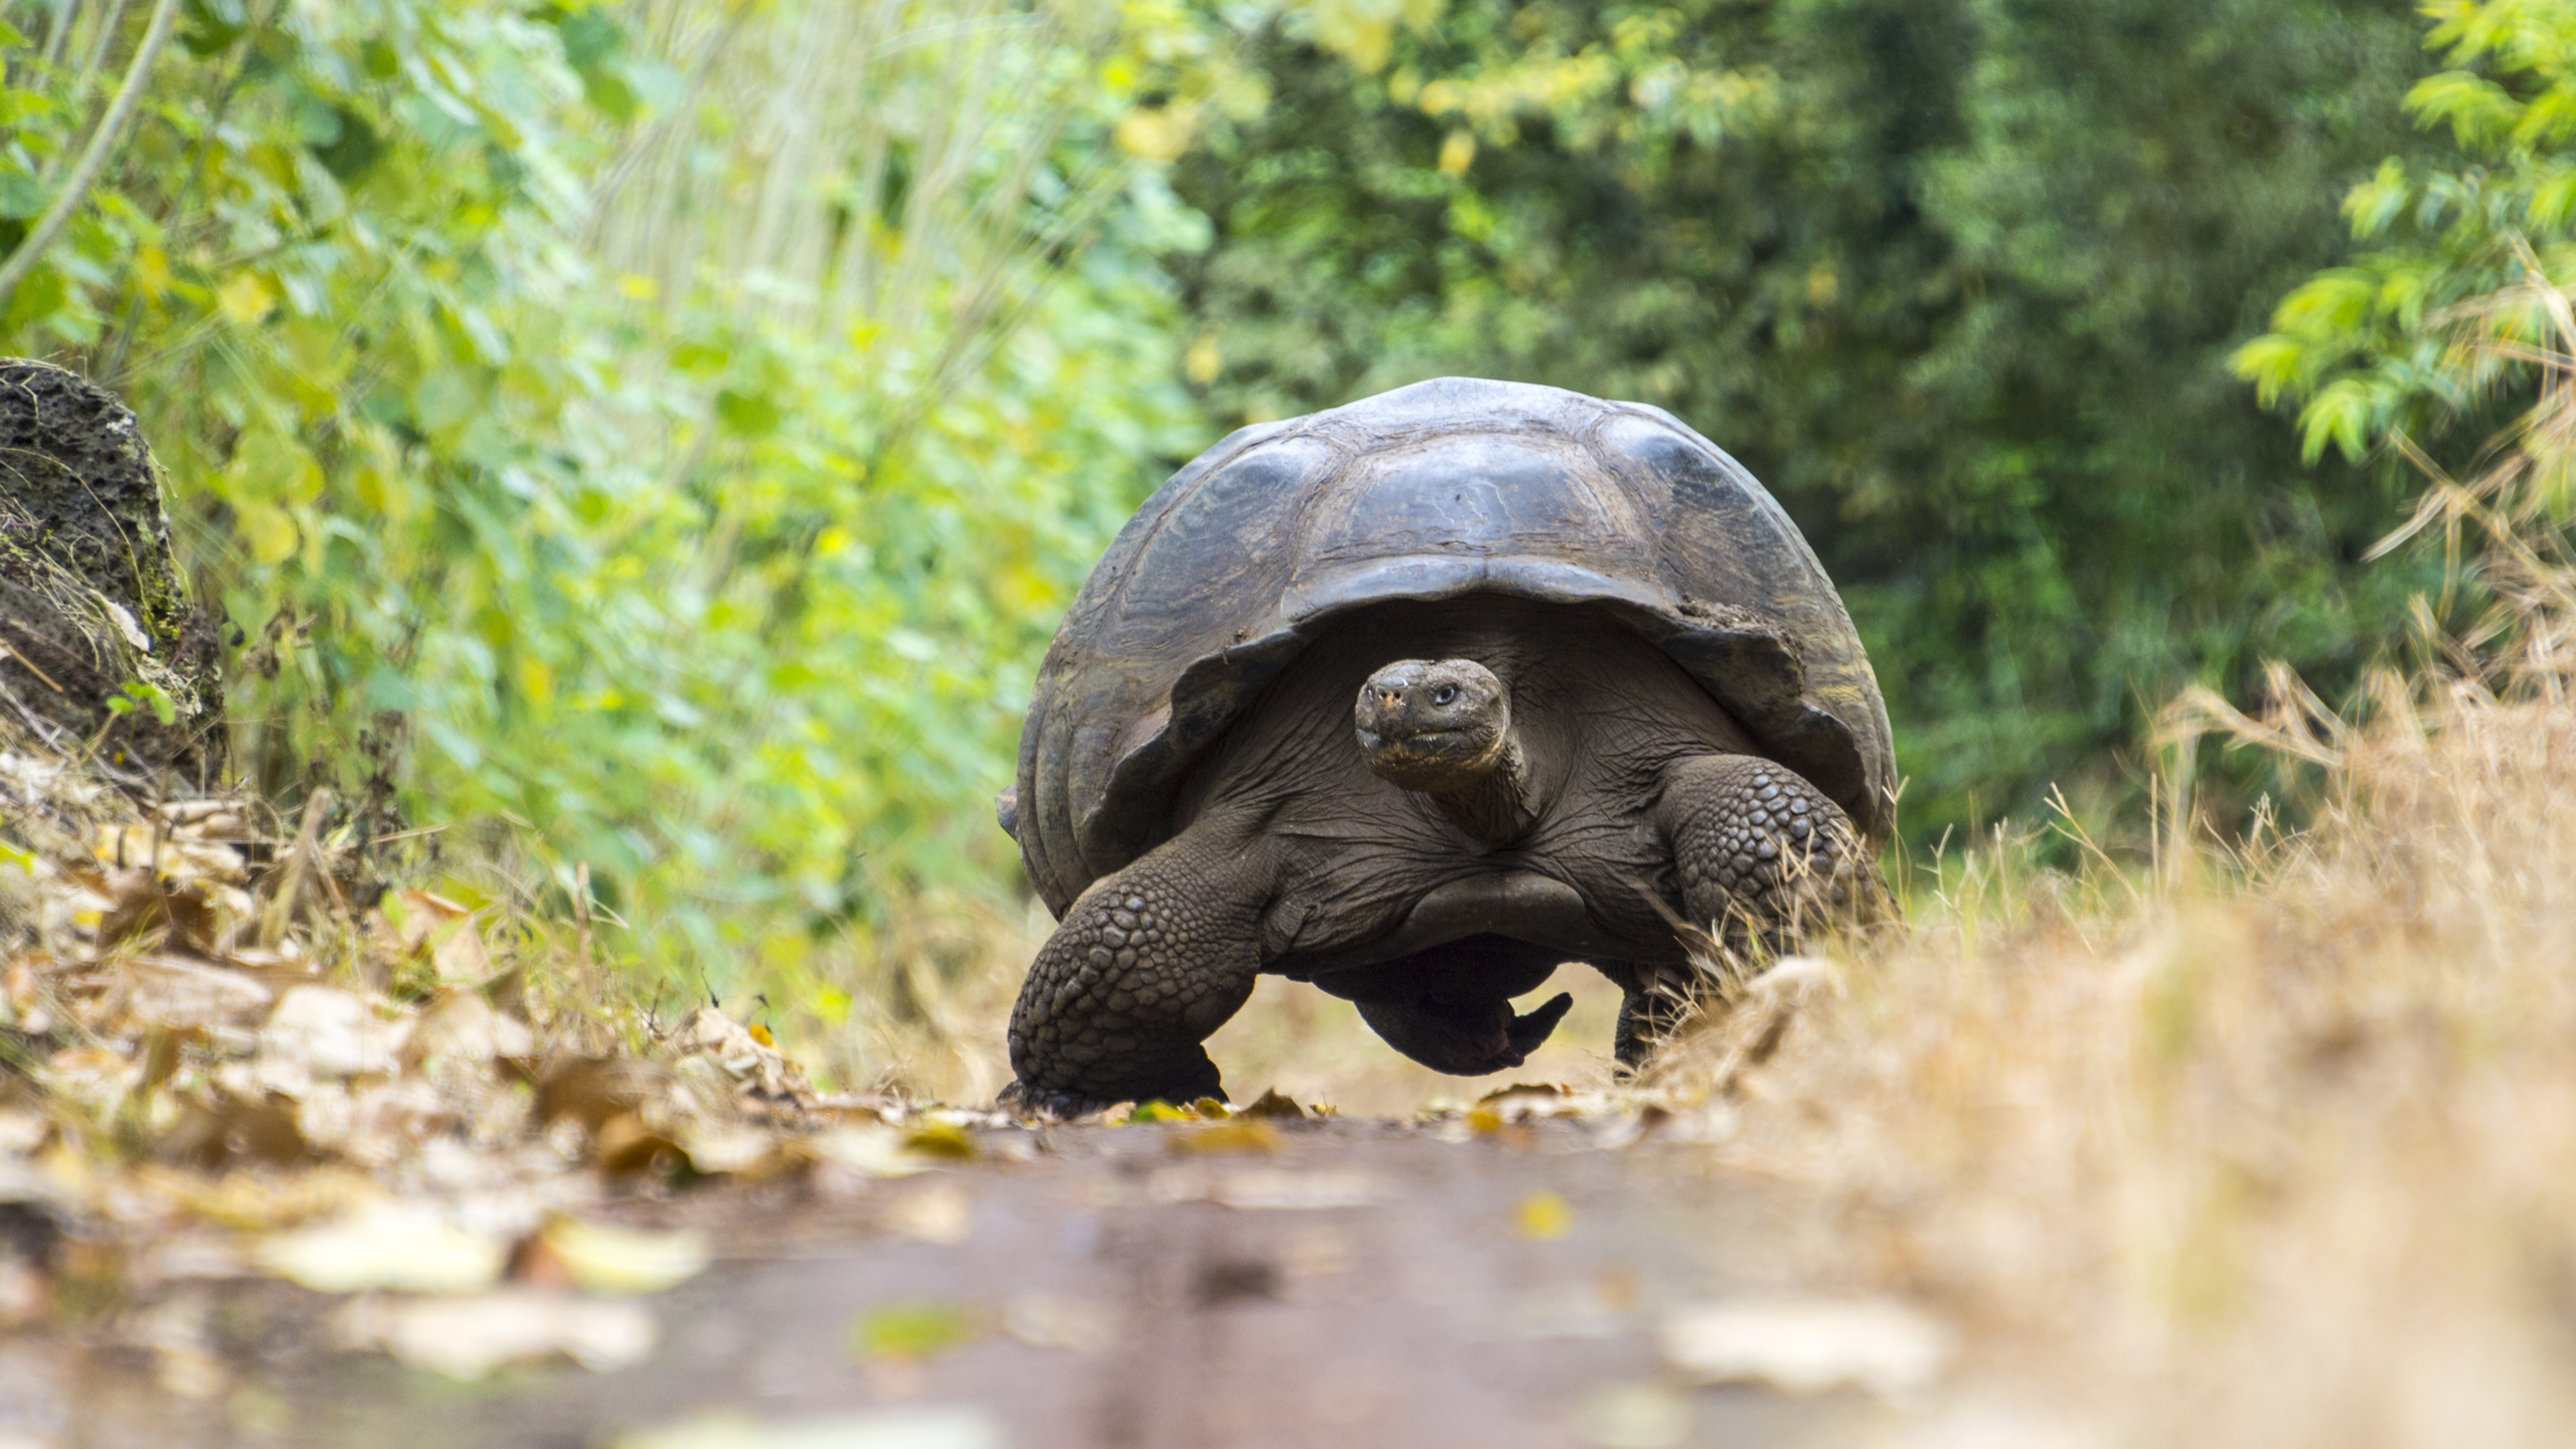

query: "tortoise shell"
left=1005, top=377, right=1894, bottom=917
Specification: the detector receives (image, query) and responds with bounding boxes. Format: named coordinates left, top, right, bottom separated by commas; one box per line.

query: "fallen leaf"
left=94, top=825, right=247, bottom=884
left=678, top=1123, right=780, bottom=1176
left=537, top=1056, right=676, bottom=1132
left=539, top=1218, right=709, bottom=1296
left=1236, top=1088, right=1306, bottom=1120
left=670, top=1006, right=813, bottom=1100
left=1516, top=1191, right=1575, bottom=1240
left=255, top=1203, right=507, bottom=1294
left=39, top=1045, right=139, bottom=1104
left=1170, top=1120, right=1280, bottom=1155
left=333, top=1289, right=655, bottom=1378
left=1001, top=1292, right=1111, bottom=1352
left=799, top=1124, right=940, bottom=1179
left=0, top=1252, right=47, bottom=1328
left=402, top=990, right=534, bottom=1067
left=260, top=986, right=405, bottom=1079
left=1657, top=1297, right=1954, bottom=1399
left=612, top=1409, right=1004, bottom=1449
left=848, top=1301, right=980, bottom=1362
left=886, top=1182, right=973, bottom=1245
left=0, top=1110, right=50, bottom=1156
left=393, top=890, right=492, bottom=984
left=900, top=1120, right=978, bottom=1160
left=164, top=1093, right=309, bottom=1170
left=1575, top=1381, right=1693, bottom=1449
left=112, top=956, right=273, bottom=1032
left=323, top=1079, right=454, bottom=1167
left=595, top=1113, right=686, bottom=1176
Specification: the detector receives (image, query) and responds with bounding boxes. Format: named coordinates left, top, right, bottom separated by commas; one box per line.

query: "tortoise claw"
left=1505, top=991, right=1576, bottom=1062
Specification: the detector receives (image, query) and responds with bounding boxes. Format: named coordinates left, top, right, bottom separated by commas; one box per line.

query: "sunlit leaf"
left=847, top=1301, right=980, bottom=1362
left=1515, top=1189, right=1573, bottom=1239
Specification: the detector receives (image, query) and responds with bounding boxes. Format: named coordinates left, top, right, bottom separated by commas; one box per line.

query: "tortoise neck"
left=1426, top=732, right=1537, bottom=846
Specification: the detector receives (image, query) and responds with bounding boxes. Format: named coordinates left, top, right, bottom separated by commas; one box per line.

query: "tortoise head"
left=1353, top=658, right=1513, bottom=794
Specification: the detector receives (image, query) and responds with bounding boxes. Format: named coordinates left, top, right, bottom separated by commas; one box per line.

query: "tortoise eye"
left=1432, top=685, right=1459, bottom=706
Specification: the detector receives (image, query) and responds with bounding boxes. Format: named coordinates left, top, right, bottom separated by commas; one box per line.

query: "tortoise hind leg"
left=1594, top=958, right=1697, bottom=1070
left=1355, top=990, right=1574, bottom=1076
left=1002, top=833, right=1279, bottom=1118
left=1331, top=936, right=1571, bottom=1076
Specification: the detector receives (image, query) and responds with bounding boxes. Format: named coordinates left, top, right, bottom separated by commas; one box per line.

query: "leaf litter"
left=0, top=747, right=1025, bottom=1383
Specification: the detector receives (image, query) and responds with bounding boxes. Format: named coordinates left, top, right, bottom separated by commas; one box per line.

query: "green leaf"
left=2404, top=71, right=2521, bottom=149
left=0, top=172, right=44, bottom=221
left=847, top=1303, right=979, bottom=1362
left=2341, top=158, right=2410, bottom=239
left=2298, top=378, right=2377, bottom=465
left=553, top=8, right=626, bottom=69
left=715, top=388, right=781, bottom=438
left=2228, top=335, right=2304, bottom=407
left=180, top=0, right=251, bottom=56
left=310, top=108, right=385, bottom=181
left=2271, top=271, right=2379, bottom=339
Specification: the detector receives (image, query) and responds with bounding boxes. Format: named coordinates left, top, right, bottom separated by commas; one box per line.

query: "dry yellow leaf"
left=216, top=271, right=275, bottom=325
left=539, top=1218, right=710, bottom=1296
left=1516, top=1190, right=1574, bottom=1240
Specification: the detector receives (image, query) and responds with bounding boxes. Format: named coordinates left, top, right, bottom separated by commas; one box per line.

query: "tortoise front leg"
left=1656, top=754, right=1874, bottom=953
left=1002, top=832, right=1278, bottom=1118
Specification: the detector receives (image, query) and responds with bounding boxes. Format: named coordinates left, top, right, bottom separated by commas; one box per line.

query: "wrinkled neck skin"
left=1424, top=730, right=1537, bottom=846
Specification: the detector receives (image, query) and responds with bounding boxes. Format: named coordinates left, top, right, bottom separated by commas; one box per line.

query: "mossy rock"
left=0, top=360, right=225, bottom=784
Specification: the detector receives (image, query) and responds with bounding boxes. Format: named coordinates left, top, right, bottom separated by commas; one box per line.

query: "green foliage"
left=2238, top=0, right=2576, bottom=506
left=1171, top=0, right=2452, bottom=841
left=0, top=0, right=1225, bottom=990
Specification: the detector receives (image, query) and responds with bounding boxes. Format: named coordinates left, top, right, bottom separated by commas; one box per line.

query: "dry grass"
left=1647, top=688, right=2576, bottom=1443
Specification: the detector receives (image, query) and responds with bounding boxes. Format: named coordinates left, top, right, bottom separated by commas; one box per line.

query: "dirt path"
left=0, top=1112, right=1911, bottom=1449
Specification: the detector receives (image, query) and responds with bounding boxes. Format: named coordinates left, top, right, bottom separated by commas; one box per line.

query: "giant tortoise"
left=997, top=378, right=1893, bottom=1114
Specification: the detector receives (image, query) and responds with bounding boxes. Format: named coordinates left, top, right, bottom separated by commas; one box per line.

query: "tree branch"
left=0, top=0, right=181, bottom=315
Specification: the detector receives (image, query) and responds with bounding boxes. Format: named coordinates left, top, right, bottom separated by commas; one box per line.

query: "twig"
left=0, top=0, right=181, bottom=313
left=40, top=0, right=82, bottom=70
left=257, top=787, right=330, bottom=949
left=573, top=858, right=596, bottom=1000
left=0, top=639, right=67, bottom=694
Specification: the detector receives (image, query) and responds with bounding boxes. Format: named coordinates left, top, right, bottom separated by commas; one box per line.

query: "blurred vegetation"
left=2240, top=0, right=2576, bottom=487
left=0, top=0, right=2569, bottom=1042
left=0, top=0, right=1230, bottom=1013
left=1170, top=0, right=2469, bottom=843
